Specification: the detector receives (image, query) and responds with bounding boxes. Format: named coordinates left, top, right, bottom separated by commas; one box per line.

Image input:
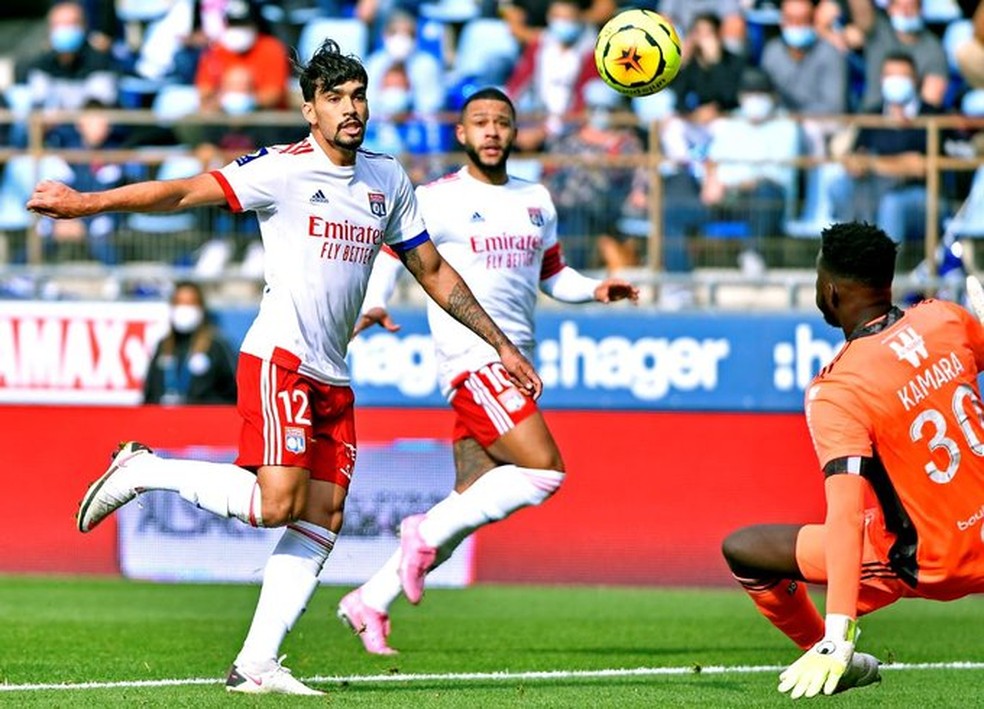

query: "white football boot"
left=77, top=441, right=153, bottom=533
left=225, top=656, right=324, bottom=695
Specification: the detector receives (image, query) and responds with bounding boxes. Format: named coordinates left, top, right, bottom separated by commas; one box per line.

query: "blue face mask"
left=781, top=26, right=816, bottom=49
left=549, top=18, right=583, bottom=45
left=881, top=76, right=916, bottom=105
left=50, top=25, right=85, bottom=54
left=376, top=87, right=411, bottom=118
left=890, top=14, right=923, bottom=34
left=220, top=91, right=256, bottom=116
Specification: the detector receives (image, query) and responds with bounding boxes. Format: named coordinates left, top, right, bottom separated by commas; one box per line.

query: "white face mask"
left=588, top=108, right=611, bottom=130
left=740, top=94, right=774, bottom=122
left=221, top=27, right=257, bottom=54
left=881, top=75, right=915, bottom=105
left=170, top=305, right=204, bottom=334
left=383, top=33, right=415, bottom=61
left=220, top=90, right=256, bottom=115
left=376, top=87, right=411, bottom=117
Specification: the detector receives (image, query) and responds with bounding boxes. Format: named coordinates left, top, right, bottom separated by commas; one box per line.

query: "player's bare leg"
left=723, top=524, right=881, bottom=693
left=228, top=477, right=345, bottom=695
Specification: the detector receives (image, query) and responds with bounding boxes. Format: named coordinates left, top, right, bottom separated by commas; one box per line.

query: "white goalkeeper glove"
left=778, top=614, right=858, bottom=699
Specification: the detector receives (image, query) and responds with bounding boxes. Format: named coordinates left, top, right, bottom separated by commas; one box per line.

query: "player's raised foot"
left=337, top=588, right=398, bottom=656
left=77, top=441, right=154, bottom=533
left=398, top=514, right=437, bottom=605
left=834, top=652, right=881, bottom=694
left=225, top=656, right=323, bottom=695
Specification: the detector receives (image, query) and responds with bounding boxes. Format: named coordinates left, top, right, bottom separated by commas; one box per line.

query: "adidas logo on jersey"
left=470, top=212, right=484, bottom=223
left=310, top=190, right=330, bottom=205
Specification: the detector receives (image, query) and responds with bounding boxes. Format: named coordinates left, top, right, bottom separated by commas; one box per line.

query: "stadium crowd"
left=0, top=0, right=982, bottom=282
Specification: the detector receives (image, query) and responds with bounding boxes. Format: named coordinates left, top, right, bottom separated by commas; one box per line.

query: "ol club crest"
left=368, top=192, right=387, bottom=217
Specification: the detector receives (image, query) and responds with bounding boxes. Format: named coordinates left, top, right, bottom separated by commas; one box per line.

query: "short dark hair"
left=294, top=39, right=368, bottom=102
left=690, top=12, right=721, bottom=32
left=460, top=87, right=516, bottom=120
left=819, top=222, right=898, bottom=288
left=881, top=51, right=918, bottom=75
left=171, top=279, right=206, bottom=306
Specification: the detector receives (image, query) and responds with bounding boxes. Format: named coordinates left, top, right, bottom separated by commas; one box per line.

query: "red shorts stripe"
left=236, top=353, right=357, bottom=488
left=450, top=362, right=538, bottom=447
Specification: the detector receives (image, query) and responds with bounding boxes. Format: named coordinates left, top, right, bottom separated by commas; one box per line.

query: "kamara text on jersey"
left=896, top=351, right=965, bottom=412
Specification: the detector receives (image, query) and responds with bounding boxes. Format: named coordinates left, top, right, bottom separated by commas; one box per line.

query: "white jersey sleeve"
left=212, top=147, right=284, bottom=213
left=382, top=161, right=427, bottom=252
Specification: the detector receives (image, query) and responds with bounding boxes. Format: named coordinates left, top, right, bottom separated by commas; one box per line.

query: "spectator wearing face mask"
left=506, top=0, right=598, bottom=150
left=700, top=68, right=800, bottom=272
left=35, top=99, right=126, bottom=264
left=829, top=52, right=938, bottom=243
left=194, top=0, right=290, bottom=112
left=24, top=1, right=118, bottom=112
left=364, top=10, right=446, bottom=118
left=846, top=0, right=948, bottom=109
left=196, top=64, right=294, bottom=153
left=363, top=63, right=448, bottom=183
left=144, top=280, right=238, bottom=406
left=499, top=0, right=616, bottom=46
left=761, top=0, right=847, bottom=157
left=761, top=0, right=847, bottom=116
left=541, top=79, right=645, bottom=271
left=658, top=0, right=747, bottom=55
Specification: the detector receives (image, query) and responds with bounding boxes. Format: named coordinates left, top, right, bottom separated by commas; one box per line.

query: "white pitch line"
left=3, top=662, right=984, bottom=693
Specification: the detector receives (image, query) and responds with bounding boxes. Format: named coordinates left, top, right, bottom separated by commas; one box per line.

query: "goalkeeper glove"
left=778, top=614, right=858, bottom=699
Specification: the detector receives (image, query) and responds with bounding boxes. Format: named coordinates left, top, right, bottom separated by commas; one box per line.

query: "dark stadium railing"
left=0, top=108, right=981, bottom=308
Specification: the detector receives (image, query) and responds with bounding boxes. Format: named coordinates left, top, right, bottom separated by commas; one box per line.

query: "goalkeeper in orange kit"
left=723, top=221, right=984, bottom=699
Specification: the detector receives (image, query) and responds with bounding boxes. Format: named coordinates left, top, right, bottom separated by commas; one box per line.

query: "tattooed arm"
left=399, top=240, right=542, bottom=398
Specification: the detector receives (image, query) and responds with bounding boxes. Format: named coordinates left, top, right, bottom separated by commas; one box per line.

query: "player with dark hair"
left=723, top=221, right=984, bottom=699
left=28, top=40, right=540, bottom=696
left=335, top=86, right=638, bottom=655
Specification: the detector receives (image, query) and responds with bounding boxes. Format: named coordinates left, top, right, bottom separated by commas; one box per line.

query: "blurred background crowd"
left=0, top=0, right=982, bottom=307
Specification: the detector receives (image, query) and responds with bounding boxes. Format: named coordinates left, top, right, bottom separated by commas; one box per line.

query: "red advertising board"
left=0, top=301, right=168, bottom=404
left=0, top=406, right=824, bottom=585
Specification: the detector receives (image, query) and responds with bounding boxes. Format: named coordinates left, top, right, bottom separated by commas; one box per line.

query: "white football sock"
left=418, top=465, right=564, bottom=548
left=236, top=520, right=335, bottom=666
left=131, top=454, right=263, bottom=526
left=360, top=492, right=461, bottom=612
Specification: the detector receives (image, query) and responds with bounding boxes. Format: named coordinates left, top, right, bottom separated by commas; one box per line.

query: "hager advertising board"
left=0, top=300, right=850, bottom=411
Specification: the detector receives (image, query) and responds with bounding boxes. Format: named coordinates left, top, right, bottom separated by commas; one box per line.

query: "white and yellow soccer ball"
left=594, top=8, right=682, bottom=97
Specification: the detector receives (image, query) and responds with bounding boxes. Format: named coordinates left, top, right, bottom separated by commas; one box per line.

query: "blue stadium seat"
left=948, top=167, right=984, bottom=239
left=942, top=19, right=973, bottom=73
left=298, top=18, right=369, bottom=62
left=785, top=163, right=845, bottom=239
left=453, top=19, right=520, bottom=85
left=151, top=83, right=200, bottom=122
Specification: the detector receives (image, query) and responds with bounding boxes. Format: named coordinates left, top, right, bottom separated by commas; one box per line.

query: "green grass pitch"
left=0, top=575, right=982, bottom=706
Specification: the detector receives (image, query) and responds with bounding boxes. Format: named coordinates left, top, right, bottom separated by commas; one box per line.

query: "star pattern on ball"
left=613, top=45, right=644, bottom=73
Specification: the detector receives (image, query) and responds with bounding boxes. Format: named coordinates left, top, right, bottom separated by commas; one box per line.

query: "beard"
left=331, top=121, right=365, bottom=150
left=464, top=141, right=511, bottom=173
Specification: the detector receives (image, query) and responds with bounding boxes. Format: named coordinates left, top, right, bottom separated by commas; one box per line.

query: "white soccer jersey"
left=213, top=136, right=427, bottom=384
left=413, top=167, right=563, bottom=395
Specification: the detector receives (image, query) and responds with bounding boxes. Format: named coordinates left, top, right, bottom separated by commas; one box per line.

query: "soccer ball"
left=594, top=9, right=682, bottom=97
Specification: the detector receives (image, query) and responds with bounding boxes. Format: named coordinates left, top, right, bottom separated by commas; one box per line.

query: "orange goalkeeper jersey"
left=806, top=300, right=984, bottom=597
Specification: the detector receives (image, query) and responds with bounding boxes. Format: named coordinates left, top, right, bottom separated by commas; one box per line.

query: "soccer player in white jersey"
left=27, top=43, right=540, bottom=696
left=336, top=87, right=639, bottom=655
